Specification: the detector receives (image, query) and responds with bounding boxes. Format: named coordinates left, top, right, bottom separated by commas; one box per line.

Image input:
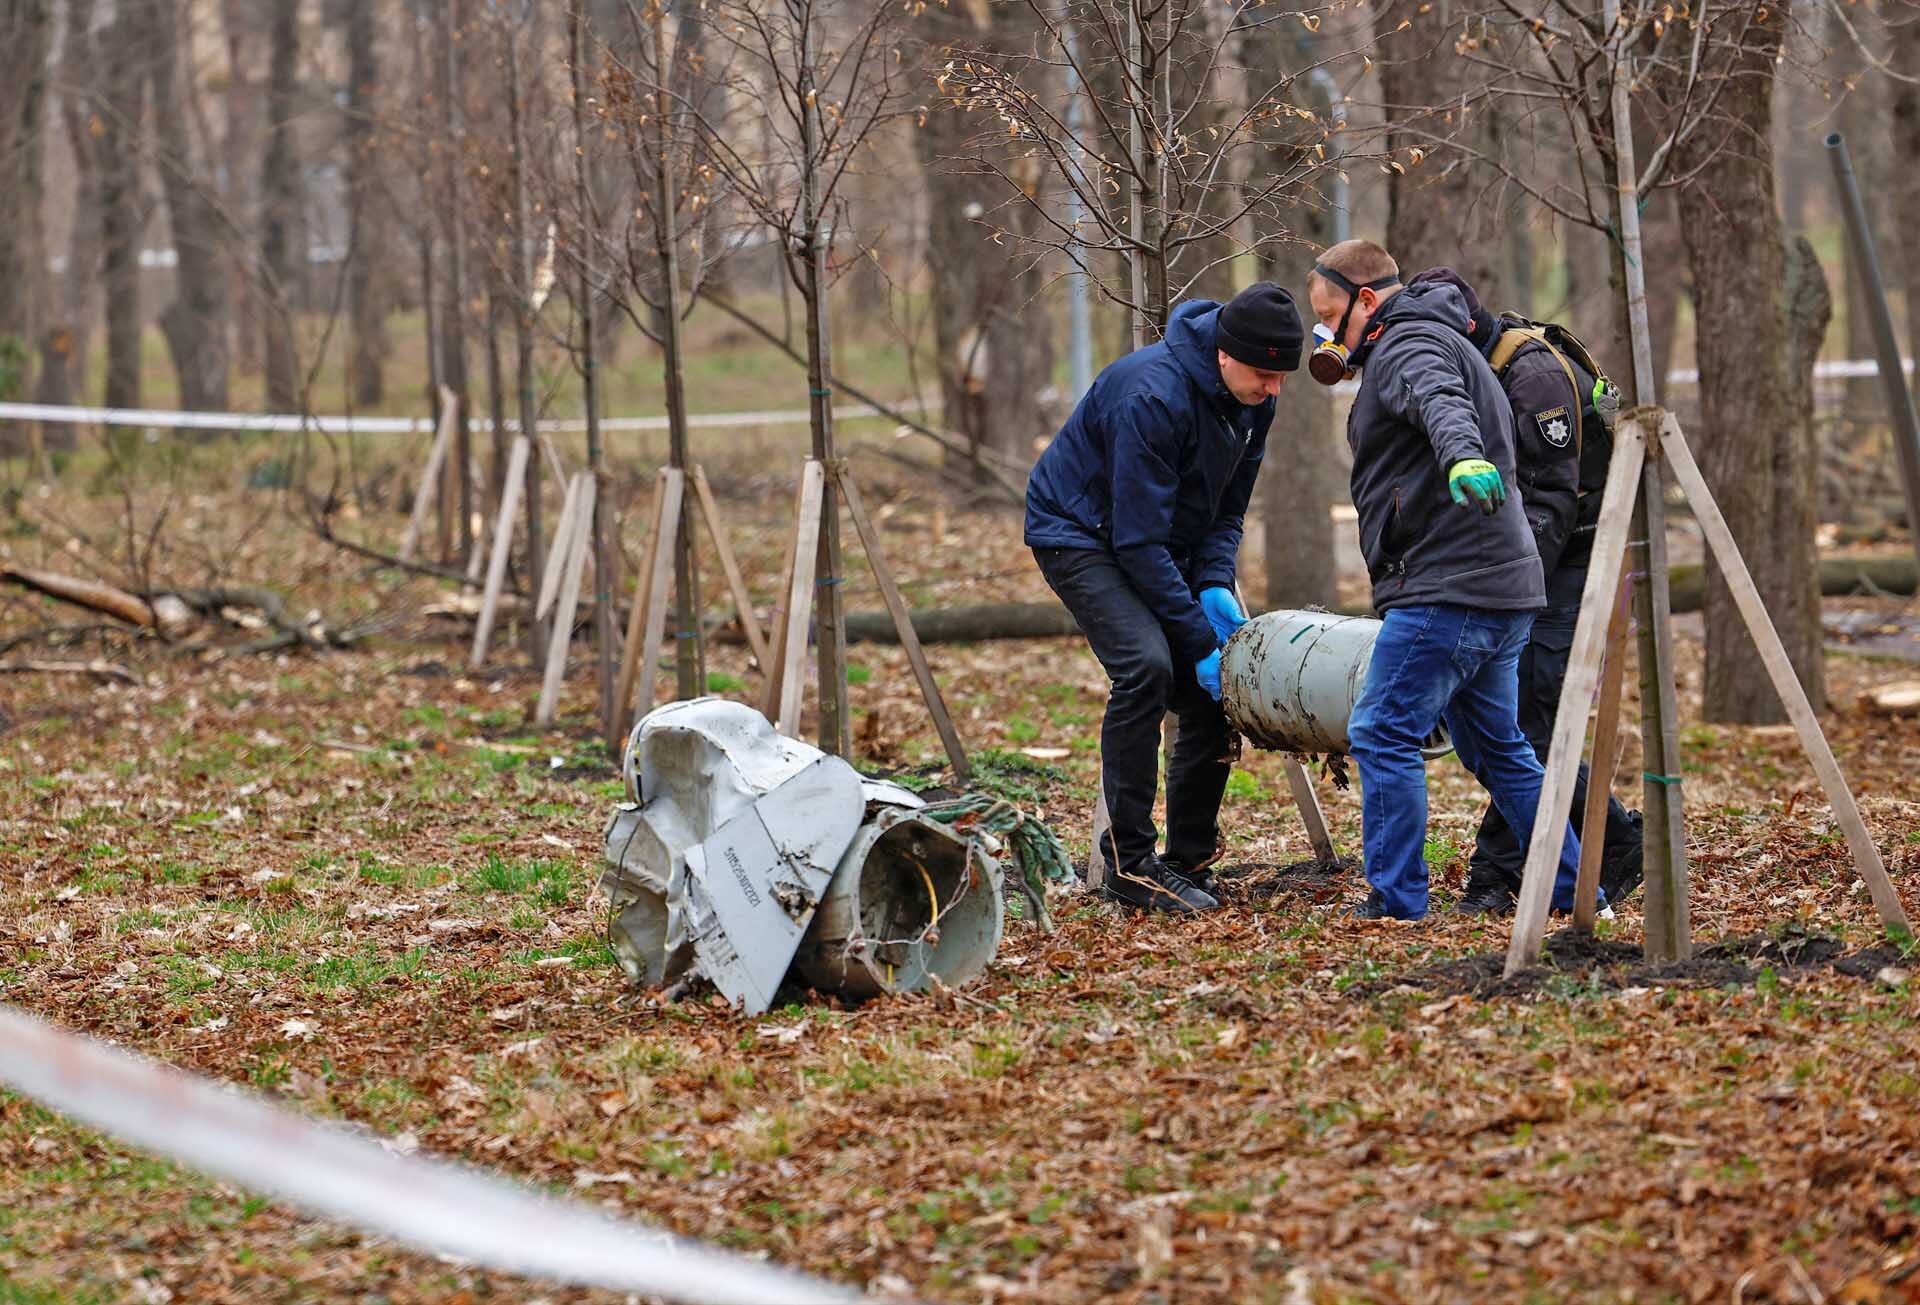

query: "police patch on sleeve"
left=1532, top=405, right=1574, bottom=449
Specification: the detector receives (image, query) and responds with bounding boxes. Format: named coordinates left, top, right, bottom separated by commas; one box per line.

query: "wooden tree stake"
left=469, top=435, right=531, bottom=671
left=774, top=461, right=827, bottom=736
left=535, top=472, right=586, bottom=624
left=535, top=475, right=596, bottom=726
left=1572, top=578, right=1633, bottom=932
left=1507, top=418, right=1648, bottom=976
left=690, top=465, right=770, bottom=670
left=1283, top=757, right=1337, bottom=864
left=831, top=460, right=969, bottom=780
left=760, top=474, right=810, bottom=720
left=1660, top=417, right=1911, bottom=931
left=612, top=468, right=684, bottom=739
left=399, top=387, right=458, bottom=562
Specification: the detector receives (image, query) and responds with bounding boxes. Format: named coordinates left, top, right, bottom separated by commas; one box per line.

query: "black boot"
left=1106, top=858, right=1219, bottom=914
left=1599, top=813, right=1645, bottom=903
left=1454, top=868, right=1518, bottom=916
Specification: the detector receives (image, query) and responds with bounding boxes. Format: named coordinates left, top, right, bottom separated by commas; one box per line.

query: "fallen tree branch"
left=0, top=659, right=140, bottom=685
left=0, top=624, right=150, bottom=657
left=1, top=565, right=154, bottom=627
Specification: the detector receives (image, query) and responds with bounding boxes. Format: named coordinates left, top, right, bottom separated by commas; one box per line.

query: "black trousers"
left=1034, top=546, right=1234, bottom=874
left=1470, top=574, right=1641, bottom=890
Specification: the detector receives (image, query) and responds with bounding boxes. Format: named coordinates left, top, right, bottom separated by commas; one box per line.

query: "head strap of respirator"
left=1308, top=263, right=1401, bottom=385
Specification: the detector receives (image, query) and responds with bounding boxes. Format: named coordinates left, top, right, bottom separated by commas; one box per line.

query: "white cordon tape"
left=0, top=399, right=938, bottom=437
left=0, top=1005, right=865, bottom=1305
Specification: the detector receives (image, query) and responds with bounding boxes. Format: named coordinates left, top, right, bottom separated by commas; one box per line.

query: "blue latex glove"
left=1198, top=586, right=1248, bottom=644
left=1447, top=459, right=1506, bottom=515
left=1195, top=649, right=1222, bottom=701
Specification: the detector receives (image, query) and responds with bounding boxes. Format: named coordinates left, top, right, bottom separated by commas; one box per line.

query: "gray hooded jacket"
left=1343, top=280, right=1545, bottom=613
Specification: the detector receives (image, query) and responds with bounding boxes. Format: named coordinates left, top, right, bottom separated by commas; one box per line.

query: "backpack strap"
left=1490, top=327, right=1584, bottom=454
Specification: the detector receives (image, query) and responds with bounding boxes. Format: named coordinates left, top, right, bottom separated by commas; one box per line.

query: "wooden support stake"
left=761, top=474, right=809, bottom=717
left=610, top=469, right=669, bottom=745
left=1660, top=417, right=1911, bottom=931
left=399, top=388, right=458, bottom=562
left=774, top=461, right=826, bottom=737
left=612, top=468, right=685, bottom=736
left=469, top=435, right=531, bottom=671
left=464, top=457, right=488, bottom=586
left=832, top=461, right=969, bottom=781
left=1572, top=579, right=1633, bottom=932
left=1507, top=419, right=1649, bottom=977
left=536, top=476, right=596, bottom=726
left=690, top=465, right=769, bottom=671
left=1282, top=756, right=1337, bottom=864
left=536, top=472, right=586, bottom=623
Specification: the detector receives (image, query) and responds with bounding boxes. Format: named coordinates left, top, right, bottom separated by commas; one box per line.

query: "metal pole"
left=1604, top=0, right=1690, bottom=962
left=1826, top=131, right=1920, bottom=564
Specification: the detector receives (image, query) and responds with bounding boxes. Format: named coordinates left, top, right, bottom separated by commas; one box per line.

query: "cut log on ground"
left=1860, top=682, right=1920, bottom=716
left=1, top=566, right=155, bottom=627
left=1666, top=554, right=1917, bottom=611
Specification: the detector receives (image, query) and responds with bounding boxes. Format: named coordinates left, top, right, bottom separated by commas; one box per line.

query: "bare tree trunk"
left=38, top=0, right=101, bottom=455
left=1376, top=0, right=1506, bottom=301
left=571, top=0, right=615, bottom=741
left=344, top=0, right=385, bottom=407
left=260, top=0, right=301, bottom=411
left=1673, top=0, right=1825, bottom=722
left=0, top=0, right=49, bottom=456
left=913, top=3, right=1054, bottom=482
left=151, top=0, right=230, bottom=414
left=220, top=0, right=265, bottom=377
left=484, top=278, right=509, bottom=512
left=654, top=4, right=702, bottom=700
left=1889, top=11, right=1920, bottom=370
left=506, top=10, right=545, bottom=665
left=437, top=0, right=473, bottom=563
left=99, top=0, right=147, bottom=415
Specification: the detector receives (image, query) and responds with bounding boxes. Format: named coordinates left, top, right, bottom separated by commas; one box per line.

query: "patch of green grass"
left=706, top=671, right=746, bottom=694
left=846, top=662, right=873, bottom=686
left=401, top=705, right=448, bottom=728
left=467, top=855, right=575, bottom=906
left=1224, top=769, right=1265, bottom=801
left=304, top=946, right=430, bottom=992
left=1003, top=714, right=1041, bottom=745
left=355, top=855, right=452, bottom=889
left=512, top=936, right=616, bottom=969
left=966, top=748, right=1065, bottom=804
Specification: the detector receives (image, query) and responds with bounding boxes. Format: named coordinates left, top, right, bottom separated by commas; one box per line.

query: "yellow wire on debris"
left=913, top=861, right=943, bottom=935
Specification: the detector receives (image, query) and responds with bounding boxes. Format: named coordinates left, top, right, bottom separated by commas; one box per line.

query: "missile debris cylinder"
left=1220, top=610, right=1452, bottom=758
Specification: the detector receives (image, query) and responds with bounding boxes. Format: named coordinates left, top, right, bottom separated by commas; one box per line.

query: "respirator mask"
left=1308, top=263, right=1401, bottom=386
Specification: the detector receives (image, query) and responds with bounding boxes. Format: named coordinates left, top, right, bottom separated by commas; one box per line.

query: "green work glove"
left=1447, top=459, right=1506, bottom=515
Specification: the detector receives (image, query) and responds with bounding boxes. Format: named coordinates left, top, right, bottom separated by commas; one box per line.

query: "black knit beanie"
left=1216, top=282, right=1304, bottom=372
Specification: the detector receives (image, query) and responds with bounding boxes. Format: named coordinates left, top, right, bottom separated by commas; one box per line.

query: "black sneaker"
left=1163, top=855, right=1219, bottom=897
left=1106, top=859, right=1220, bottom=914
left=1348, top=889, right=1422, bottom=920
left=1454, top=876, right=1518, bottom=916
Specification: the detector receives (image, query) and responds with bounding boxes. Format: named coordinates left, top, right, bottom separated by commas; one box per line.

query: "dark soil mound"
left=1214, top=856, right=1360, bottom=902
left=1365, top=927, right=1901, bottom=1000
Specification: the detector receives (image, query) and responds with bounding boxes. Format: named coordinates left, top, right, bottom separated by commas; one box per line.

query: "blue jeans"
left=1348, top=604, right=1582, bottom=919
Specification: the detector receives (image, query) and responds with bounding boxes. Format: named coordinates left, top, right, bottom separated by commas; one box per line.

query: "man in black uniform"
left=1407, top=268, right=1645, bottom=914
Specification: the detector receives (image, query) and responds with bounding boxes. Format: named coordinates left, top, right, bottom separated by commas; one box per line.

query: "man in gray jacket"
left=1305, top=239, right=1582, bottom=920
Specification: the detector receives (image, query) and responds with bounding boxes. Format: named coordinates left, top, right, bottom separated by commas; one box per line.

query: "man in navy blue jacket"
left=1306, top=239, right=1582, bottom=920
left=1027, top=284, right=1303, bottom=913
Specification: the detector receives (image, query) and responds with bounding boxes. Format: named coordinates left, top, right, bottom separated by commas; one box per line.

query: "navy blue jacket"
left=1345, top=282, right=1545, bottom=613
left=1025, top=300, right=1273, bottom=663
